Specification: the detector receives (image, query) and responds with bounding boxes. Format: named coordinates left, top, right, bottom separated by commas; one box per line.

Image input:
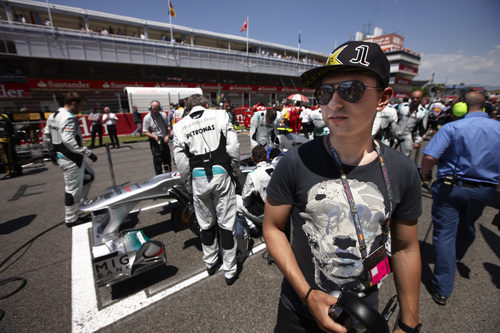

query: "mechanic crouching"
left=173, top=94, right=241, bottom=285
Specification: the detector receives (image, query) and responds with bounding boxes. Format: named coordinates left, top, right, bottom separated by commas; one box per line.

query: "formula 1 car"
left=80, top=172, right=193, bottom=287
left=80, top=129, right=308, bottom=287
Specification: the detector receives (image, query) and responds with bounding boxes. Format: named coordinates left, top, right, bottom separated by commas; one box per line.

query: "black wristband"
left=302, top=287, right=314, bottom=306
left=398, top=318, right=422, bottom=333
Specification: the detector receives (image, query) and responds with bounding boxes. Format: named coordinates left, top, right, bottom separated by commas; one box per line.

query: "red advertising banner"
left=394, top=77, right=412, bottom=85
left=398, top=64, right=418, bottom=74
left=77, top=113, right=140, bottom=138
left=27, top=78, right=305, bottom=95
left=0, top=83, right=32, bottom=99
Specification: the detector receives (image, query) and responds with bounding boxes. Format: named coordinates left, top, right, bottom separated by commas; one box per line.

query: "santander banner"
left=28, top=78, right=311, bottom=93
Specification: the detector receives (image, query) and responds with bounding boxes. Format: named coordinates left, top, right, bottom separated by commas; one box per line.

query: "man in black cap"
left=263, top=41, right=422, bottom=333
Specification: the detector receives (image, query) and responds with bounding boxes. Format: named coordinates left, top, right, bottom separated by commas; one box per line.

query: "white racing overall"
left=43, top=107, right=95, bottom=224
left=394, top=103, right=428, bottom=156
left=235, top=160, right=274, bottom=257
left=249, top=110, right=276, bottom=149
left=372, top=105, right=398, bottom=146
left=173, top=106, right=240, bottom=279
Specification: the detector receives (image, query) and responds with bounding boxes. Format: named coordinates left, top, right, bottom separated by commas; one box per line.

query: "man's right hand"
left=89, top=153, right=98, bottom=162
left=306, top=290, right=348, bottom=333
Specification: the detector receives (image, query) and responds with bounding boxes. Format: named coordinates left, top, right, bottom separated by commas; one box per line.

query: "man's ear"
left=377, top=87, right=393, bottom=111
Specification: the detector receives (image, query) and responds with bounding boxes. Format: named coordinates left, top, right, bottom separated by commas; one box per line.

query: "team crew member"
left=43, top=92, right=98, bottom=227
left=393, top=90, right=427, bottom=157
left=235, top=145, right=274, bottom=257
left=249, top=106, right=277, bottom=149
left=143, top=100, right=172, bottom=174
left=372, top=104, right=398, bottom=146
left=421, top=91, right=500, bottom=306
left=173, top=94, right=241, bottom=285
left=0, top=112, right=22, bottom=179
left=172, top=99, right=186, bottom=125
left=102, top=107, right=120, bottom=148
left=263, top=41, right=422, bottom=333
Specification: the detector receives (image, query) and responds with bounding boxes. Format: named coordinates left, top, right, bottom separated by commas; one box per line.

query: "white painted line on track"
left=71, top=222, right=267, bottom=333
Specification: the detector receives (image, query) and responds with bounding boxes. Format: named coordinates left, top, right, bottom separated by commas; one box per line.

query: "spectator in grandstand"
left=43, top=92, right=97, bottom=227
left=88, top=107, right=103, bottom=148
left=131, top=106, right=143, bottom=137
left=143, top=100, right=172, bottom=174
left=249, top=106, right=277, bottom=149
left=392, top=90, right=428, bottom=157
left=102, top=106, right=120, bottom=148
left=421, top=91, right=500, bottom=306
left=173, top=94, right=241, bottom=285
left=264, top=40, right=422, bottom=333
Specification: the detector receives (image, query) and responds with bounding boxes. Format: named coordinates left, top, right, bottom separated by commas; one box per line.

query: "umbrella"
left=287, top=93, right=309, bottom=103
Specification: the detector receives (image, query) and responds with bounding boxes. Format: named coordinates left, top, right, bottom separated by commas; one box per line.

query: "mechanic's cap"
left=300, top=41, right=390, bottom=88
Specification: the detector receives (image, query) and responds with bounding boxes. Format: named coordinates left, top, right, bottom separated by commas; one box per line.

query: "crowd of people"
left=2, top=39, right=500, bottom=333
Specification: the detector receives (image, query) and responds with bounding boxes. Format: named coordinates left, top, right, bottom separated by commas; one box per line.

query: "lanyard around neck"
left=325, top=138, right=393, bottom=259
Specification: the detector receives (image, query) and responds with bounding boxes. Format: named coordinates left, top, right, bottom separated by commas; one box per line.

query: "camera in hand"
left=327, top=290, right=390, bottom=333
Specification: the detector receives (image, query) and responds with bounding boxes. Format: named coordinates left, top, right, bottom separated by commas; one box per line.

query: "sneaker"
left=206, top=258, right=222, bottom=276
left=225, top=263, right=242, bottom=286
left=431, top=291, right=447, bottom=306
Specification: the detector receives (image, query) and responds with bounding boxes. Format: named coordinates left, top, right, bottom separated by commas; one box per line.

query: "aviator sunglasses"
left=315, top=80, right=382, bottom=104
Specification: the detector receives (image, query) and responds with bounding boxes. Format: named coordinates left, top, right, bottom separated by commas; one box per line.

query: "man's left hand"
left=413, top=143, right=420, bottom=149
left=163, top=136, right=169, bottom=143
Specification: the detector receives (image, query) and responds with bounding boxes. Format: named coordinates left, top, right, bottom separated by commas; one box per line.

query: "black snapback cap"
left=300, top=41, right=390, bottom=88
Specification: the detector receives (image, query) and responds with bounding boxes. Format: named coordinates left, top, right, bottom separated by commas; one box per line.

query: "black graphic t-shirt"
left=266, top=137, right=421, bottom=313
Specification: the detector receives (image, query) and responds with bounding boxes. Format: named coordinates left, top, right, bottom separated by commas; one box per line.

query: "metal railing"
left=0, top=20, right=320, bottom=77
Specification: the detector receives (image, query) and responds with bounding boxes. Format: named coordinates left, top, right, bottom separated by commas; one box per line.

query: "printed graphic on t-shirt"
left=300, top=178, right=387, bottom=290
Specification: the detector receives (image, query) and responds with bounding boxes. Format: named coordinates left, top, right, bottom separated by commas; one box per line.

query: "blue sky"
left=43, top=0, right=500, bottom=87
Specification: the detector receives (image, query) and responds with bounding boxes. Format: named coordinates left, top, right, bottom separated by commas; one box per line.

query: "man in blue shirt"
left=421, top=91, right=500, bottom=306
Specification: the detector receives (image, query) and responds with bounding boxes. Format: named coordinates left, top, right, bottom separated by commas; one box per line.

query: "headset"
left=148, top=100, right=162, bottom=111
left=452, top=102, right=467, bottom=117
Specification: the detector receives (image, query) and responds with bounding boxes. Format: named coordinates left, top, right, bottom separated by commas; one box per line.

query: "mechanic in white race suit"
left=249, top=106, right=277, bottom=149
left=372, top=104, right=398, bottom=146
left=235, top=145, right=275, bottom=258
left=393, top=90, right=428, bottom=157
left=43, top=92, right=97, bottom=227
left=173, top=94, right=241, bottom=285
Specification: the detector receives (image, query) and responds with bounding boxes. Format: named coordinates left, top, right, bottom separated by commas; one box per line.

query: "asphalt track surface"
left=0, top=132, right=499, bottom=333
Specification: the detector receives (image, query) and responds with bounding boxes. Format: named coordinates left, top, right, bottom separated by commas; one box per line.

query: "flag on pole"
left=169, top=1, right=176, bottom=17
left=298, top=30, right=301, bottom=46
left=240, top=18, right=248, bottom=32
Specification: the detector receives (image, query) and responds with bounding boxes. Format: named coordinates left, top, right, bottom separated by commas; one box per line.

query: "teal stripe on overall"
left=192, top=165, right=227, bottom=177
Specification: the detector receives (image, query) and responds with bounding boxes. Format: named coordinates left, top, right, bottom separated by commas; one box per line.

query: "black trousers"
left=106, top=124, right=119, bottom=148
left=90, top=125, right=103, bottom=147
left=0, top=138, right=21, bottom=175
left=149, top=138, right=171, bottom=175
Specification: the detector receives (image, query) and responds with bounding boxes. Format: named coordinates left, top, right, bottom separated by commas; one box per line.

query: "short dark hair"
left=251, top=145, right=267, bottom=164
left=64, top=91, right=83, bottom=106
left=186, top=94, right=209, bottom=112
left=266, top=108, right=277, bottom=123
